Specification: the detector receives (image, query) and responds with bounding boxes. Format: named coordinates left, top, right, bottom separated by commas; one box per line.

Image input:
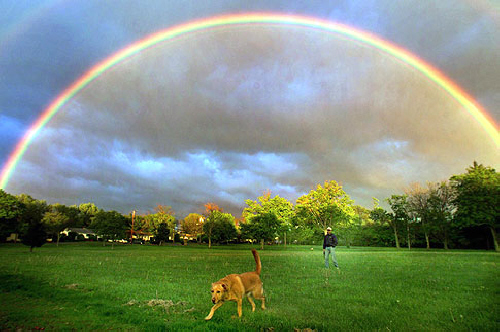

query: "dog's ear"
left=222, top=283, right=228, bottom=290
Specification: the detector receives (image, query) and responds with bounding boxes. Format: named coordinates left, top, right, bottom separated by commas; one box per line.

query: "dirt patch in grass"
left=125, top=299, right=195, bottom=313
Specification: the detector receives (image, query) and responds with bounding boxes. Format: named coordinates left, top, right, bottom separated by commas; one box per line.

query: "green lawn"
left=0, top=243, right=498, bottom=331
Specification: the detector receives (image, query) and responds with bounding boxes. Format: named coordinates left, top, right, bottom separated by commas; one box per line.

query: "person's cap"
left=326, top=227, right=332, bottom=231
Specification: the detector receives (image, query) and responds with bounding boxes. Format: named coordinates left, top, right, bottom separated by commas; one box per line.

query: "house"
left=6, top=233, right=20, bottom=242
left=60, top=228, right=97, bottom=240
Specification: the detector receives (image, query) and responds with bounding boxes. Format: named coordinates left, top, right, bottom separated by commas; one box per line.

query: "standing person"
left=323, top=227, right=339, bottom=269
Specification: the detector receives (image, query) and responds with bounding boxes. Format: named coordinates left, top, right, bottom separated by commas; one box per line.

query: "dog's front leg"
left=237, top=298, right=243, bottom=317
left=205, top=302, right=223, bottom=320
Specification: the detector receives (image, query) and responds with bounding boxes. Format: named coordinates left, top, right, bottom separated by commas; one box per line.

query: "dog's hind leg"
left=246, top=293, right=256, bottom=312
left=252, top=285, right=266, bottom=310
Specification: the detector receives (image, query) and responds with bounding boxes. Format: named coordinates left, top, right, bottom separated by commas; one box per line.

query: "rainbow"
left=1, top=13, right=498, bottom=189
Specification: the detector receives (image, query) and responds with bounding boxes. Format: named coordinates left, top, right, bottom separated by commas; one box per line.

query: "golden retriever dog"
left=205, top=249, right=265, bottom=320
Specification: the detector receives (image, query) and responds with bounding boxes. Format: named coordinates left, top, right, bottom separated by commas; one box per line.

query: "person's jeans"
left=324, top=246, right=338, bottom=268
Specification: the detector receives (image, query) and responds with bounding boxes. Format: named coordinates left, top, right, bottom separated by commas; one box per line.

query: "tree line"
left=0, top=162, right=498, bottom=251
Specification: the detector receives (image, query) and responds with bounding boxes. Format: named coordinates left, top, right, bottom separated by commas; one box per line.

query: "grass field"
left=0, top=243, right=498, bottom=331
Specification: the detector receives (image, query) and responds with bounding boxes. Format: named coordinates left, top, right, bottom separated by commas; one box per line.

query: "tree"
left=405, top=182, right=432, bottom=249
left=76, top=203, right=100, bottom=227
left=243, top=191, right=294, bottom=246
left=0, top=190, right=25, bottom=241
left=450, top=162, right=499, bottom=251
left=295, top=180, right=355, bottom=233
left=90, top=210, right=129, bottom=248
left=21, top=220, right=47, bottom=252
left=155, top=222, right=170, bottom=245
left=153, top=205, right=176, bottom=244
left=42, top=210, right=70, bottom=246
left=202, top=203, right=223, bottom=248
left=241, top=212, right=281, bottom=249
left=427, top=181, right=456, bottom=249
left=181, top=213, right=204, bottom=243
left=16, top=195, right=49, bottom=252
left=211, top=212, right=237, bottom=244
left=387, top=195, right=412, bottom=249
left=203, top=210, right=237, bottom=247
left=371, top=199, right=401, bottom=249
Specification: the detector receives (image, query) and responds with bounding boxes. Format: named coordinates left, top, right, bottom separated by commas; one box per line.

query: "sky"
left=0, top=0, right=498, bottom=218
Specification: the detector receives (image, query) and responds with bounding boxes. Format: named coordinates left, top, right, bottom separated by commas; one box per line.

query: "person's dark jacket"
left=323, top=233, right=338, bottom=249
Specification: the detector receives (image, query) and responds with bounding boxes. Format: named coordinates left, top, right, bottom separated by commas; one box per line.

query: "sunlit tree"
left=451, top=162, right=499, bottom=251
left=243, top=191, right=294, bottom=246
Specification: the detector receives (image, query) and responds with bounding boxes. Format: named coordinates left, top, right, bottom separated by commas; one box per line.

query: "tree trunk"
left=260, top=239, right=264, bottom=250
left=56, top=233, right=60, bottom=247
left=424, top=231, right=430, bottom=250
left=392, top=224, right=400, bottom=249
left=490, top=226, right=499, bottom=252
left=284, top=232, right=287, bottom=248
left=407, top=223, right=411, bottom=250
left=208, top=237, right=211, bottom=248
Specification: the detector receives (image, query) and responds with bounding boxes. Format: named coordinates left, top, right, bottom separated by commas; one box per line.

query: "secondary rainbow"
left=1, top=13, right=498, bottom=189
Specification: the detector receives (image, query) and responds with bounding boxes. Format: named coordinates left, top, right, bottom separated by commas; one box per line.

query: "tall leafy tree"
left=211, top=212, right=238, bottom=244
left=405, top=182, right=432, bottom=249
left=154, top=222, right=170, bottom=246
left=14, top=194, right=48, bottom=250
left=450, top=162, right=499, bottom=251
left=241, top=212, right=281, bottom=249
left=203, top=210, right=237, bottom=247
left=0, top=190, right=25, bottom=241
left=202, top=203, right=222, bottom=248
left=181, top=213, right=204, bottom=243
left=150, top=205, right=176, bottom=244
left=90, top=210, right=129, bottom=248
left=295, top=180, right=355, bottom=232
left=243, top=191, right=294, bottom=246
left=77, top=203, right=100, bottom=227
left=21, top=220, right=47, bottom=252
left=42, top=210, right=70, bottom=246
left=371, top=199, right=401, bottom=249
left=387, top=194, right=411, bottom=249
left=427, top=181, right=456, bottom=249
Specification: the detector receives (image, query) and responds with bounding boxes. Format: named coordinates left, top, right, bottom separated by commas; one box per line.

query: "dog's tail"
left=251, top=249, right=261, bottom=275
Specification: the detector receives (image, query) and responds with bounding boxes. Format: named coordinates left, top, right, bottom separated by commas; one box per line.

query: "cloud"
left=1, top=1, right=498, bottom=218
left=7, top=24, right=497, bottom=218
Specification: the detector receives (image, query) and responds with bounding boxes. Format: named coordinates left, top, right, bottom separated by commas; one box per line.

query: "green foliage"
left=295, top=180, right=355, bottom=232
left=243, top=192, right=294, bottom=240
left=20, top=221, right=47, bottom=251
left=17, top=194, right=49, bottom=232
left=180, top=213, right=203, bottom=238
left=90, top=211, right=129, bottom=243
left=241, top=212, right=281, bottom=246
left=203, top=211, right=237, bottom=245
left=73, top=203, right=100, bottom=227
left=1, top=161, right=498, bottom=250
left=451, top=162, right=499, bottom=251
left=0, top=190, right=25, bottom=240
left=42, top=210, right=71, bottom=245
left=451, top=162, right=499, bottom=228
left=154, top=223, right=170, bottom=245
